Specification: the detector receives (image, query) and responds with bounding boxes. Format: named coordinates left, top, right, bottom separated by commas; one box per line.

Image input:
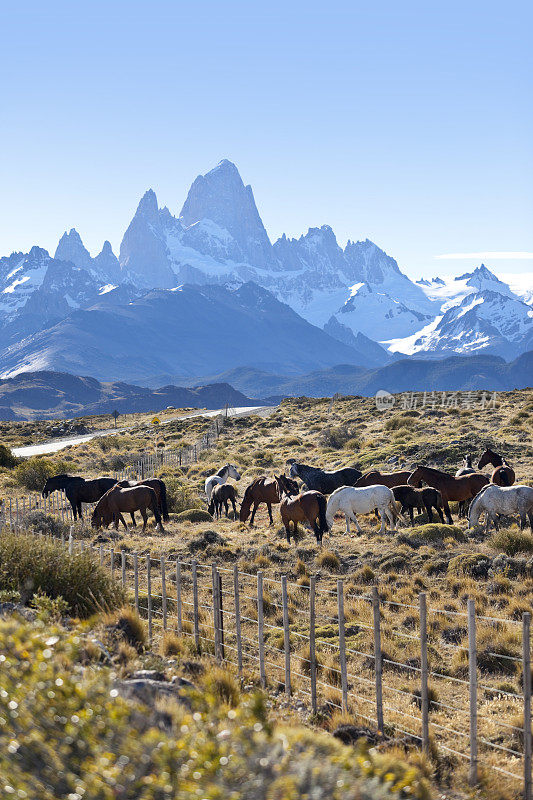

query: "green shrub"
left=0, top=619, right=431, bottom=800
left=175, top=508, right=213, bottom=523
left=0, top=532, right=124, bottom=616
left=14, top=456, right=68, bottom=491
left=23, top=510, right=69, bottom=539
left=0, top=443, right=18, bottom=468
left=489, top=528, right=533, bottom=556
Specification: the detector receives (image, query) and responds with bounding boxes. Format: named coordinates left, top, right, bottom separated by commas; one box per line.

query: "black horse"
left=286, top=460, right=362, bottom=494
left=42, top=474, right=117, bottom=520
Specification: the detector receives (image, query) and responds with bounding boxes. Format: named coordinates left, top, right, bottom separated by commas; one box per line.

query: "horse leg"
left=528, top=512, right=533, bottom=533
left=285, top=524, right=291, bottom=544
left=424, top=503, right=433, bottom=524
left=267, top=503, right=273, bottom=525
left=409, top=506, right=414, bottom=526
left=130, top=512, right=136, bottom=527
left=141, top=508, right=148, bottom=532
left=520, top=513, right=526, bottom=531
left=119, top=513, right=129, bottom=530
left=352, top=514, right=363, bottom=535
left=345, top=513, right=351, bottom=533
left=231, top=498, right=237, bottom=518
left=443, top=499, right=453, bottom=525
left=249, top=503, right=258, bottom=525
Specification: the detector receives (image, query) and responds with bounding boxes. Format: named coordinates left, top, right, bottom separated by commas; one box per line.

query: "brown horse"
left=275, top=475, right=328, bottom=545
left=239, top=475, right=299, bottom=524
left=116, top=478, right=170, bottom=523
left=408, top=464, right=488, bottom=524
left=478, top=448, right=516, bottom=487
left=208, top=483, right=238, bottom=519
left=92, top=485, right=163, bottom=532
left=355, top=469, right=412, bottom=488
left=392, top=484, right=445, bottom=525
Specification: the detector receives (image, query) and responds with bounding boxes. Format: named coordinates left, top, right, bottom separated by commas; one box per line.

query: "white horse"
left=205, top=464, right=241, bottom=502
left=326, top=485, right=401, bottom=534
left=468, top=484, right=533, bottom=533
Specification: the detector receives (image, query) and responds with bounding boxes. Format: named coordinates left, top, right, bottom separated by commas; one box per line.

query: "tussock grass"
left=489, top=528, right=533, bottom=556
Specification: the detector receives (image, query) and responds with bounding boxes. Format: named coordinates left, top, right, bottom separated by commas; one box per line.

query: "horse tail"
left=239, top=486, right=253, bottom=522
left=149, top=489, right=162, bottom=527
left=390, top=497, right=402, bottom=521
left=317, top=493, right=329, bottom=533
left=159, top=480, right=170, bottom=521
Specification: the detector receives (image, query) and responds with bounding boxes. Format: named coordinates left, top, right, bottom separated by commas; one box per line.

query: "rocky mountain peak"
left=179, top=160, right=275, bottom=268
left=134, top=189, right=159, bottom=220
left=54, top=228, right=92, bottom=270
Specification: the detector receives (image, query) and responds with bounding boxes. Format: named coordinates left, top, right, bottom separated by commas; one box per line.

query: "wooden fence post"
left=146, top=554, right=152, bottom=645
left=257, top=571, right=266, bottom=688
left=121, top=550, right=126, bottom=587
left=99, top=544, right=104, bottom=566
left=68, top=529, right=73, bottom=556
left=192, top=560, right=200, bottom=651
left=110, top=548, right=115, bottom=581
left=309, top=575, right=317, bottom=714
left=337, top=579, right=348, bottom=713
left=419, top=592, right=429, bottom=751
left=372, top=586, right=384, bottom=732
left=176, top=561, right=182, bottom=633
left=218, top=572, right=225, bottom=660
left=282, top=575, right=291, bottom=697
left=468, top=598, right=478, bottom=786
left=133, top=552, right=139, bottom=613
left=161, top=555, right=167, bottom=631
left=233, top=564, right=243, bottom=676
left=212, top=565, right=220, bottom=659
left=524, top=612, right=532, bottom=800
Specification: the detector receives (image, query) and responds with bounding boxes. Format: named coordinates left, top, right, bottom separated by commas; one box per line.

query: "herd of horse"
left=37, top=446, right=532, bottom=543
left=204, top=446, right=533, bottom=543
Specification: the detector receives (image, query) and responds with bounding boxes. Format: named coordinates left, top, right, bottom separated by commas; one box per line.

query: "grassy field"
left=2, top=388, right=533, bottom=798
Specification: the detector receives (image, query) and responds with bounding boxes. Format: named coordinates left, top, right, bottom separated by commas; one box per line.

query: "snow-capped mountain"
left=388, top=266, right=533, bottom=358
left=0, top=159, right=530, bottom=382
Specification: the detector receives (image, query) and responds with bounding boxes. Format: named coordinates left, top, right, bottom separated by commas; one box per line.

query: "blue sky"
left=1, top=0, right=531, bottom=283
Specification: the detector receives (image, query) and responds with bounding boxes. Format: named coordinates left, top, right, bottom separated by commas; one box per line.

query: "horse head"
left=477, top=448, right=494, bottom=470
left=407, top=465, right=423, bottom=487
left=226, top=464, right=241, bottom=481
left=41, top=473, right=71, bottom=498
left=288, top=463, right=299, bottom=480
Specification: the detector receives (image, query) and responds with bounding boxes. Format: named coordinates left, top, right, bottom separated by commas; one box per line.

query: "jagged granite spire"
left=119, top=190, right=177, bottom=288
left=180, top=160, right=275, bottom=268
left=54, top=228, right=92, bottom=270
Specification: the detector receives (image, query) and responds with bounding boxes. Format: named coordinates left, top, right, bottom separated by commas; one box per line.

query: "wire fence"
left=9, top=519, right=533, bottom=799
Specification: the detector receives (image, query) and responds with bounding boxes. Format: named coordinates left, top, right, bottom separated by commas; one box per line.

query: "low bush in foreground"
left=0, top=532, right=124, bottom=616
left=0, top=618, right=431, bottom=800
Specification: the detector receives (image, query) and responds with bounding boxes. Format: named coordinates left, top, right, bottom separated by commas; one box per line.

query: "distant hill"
left=0, top=282, right=387, bottom=383
left=0, top=371, right=257, bottom=420
left=189, top=351, right=533, bottom=398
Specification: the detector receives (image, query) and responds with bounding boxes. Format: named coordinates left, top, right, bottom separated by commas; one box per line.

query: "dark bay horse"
left=275, top=475, right=328, bottom=544
left=92, top=485, right=163, bottom=532
left=287, top=461, right=362, bottom=494
left=408, top=465, right=488, bottom=524
left=355, top=469, right=412, bottom=488
left=240, top=475, right=299, bottom=525
left=392, top=485, right=445, bottom=525
left=42, top=474, right=117, bottom=520
left=116, top=478, right=170, bottom=522
left=208, top=483, right=238, bottom=519
left=478, top=448, right=516, bottom=487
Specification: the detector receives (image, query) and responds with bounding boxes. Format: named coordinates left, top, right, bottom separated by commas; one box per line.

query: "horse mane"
left=414, top=464, right=448, bottom=476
